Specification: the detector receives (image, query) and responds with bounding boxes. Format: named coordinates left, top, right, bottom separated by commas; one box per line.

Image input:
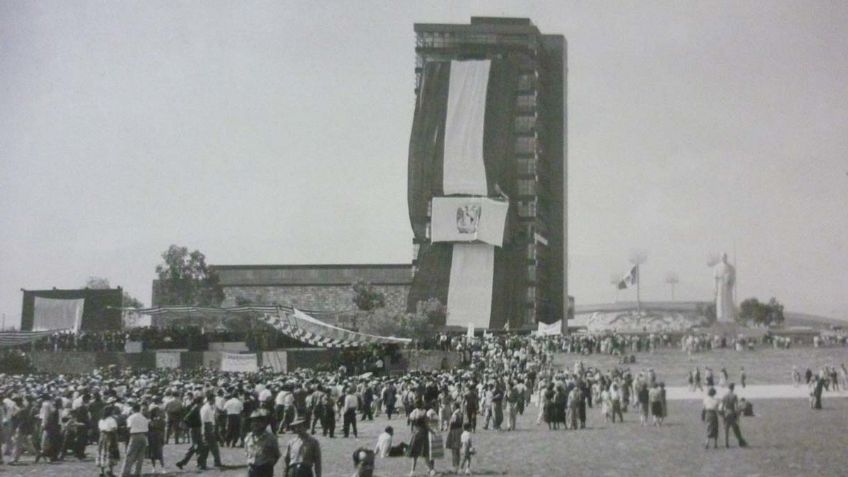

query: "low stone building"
left=211, top=264, right=412, bottom=313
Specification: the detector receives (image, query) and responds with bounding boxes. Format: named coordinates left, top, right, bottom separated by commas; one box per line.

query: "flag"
left=618, top=265, right=638, bottom=289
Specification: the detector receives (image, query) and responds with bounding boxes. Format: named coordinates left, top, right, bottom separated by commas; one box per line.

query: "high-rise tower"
left=407, top=17, right=567, bottom=331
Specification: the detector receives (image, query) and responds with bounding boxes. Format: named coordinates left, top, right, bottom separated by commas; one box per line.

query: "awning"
left=260, top=308, right=411, bottom=348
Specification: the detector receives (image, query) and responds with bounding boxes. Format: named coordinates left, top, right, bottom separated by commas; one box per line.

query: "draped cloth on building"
left=407, top=57, right=521, bottom=329
left=33, top=297, right=84, bottom=332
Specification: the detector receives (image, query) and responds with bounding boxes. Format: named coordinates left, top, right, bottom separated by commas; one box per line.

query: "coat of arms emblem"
left=456, top=204, right=482, bottom=234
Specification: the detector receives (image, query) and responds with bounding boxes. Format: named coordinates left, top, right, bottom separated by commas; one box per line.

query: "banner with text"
left=536, top=320, right=563, bottom=336
left=155, top=351, right=182, bottom=369
left=431, top=197, right=509, bottom=247
left=220, top=353, right=258, bottom=373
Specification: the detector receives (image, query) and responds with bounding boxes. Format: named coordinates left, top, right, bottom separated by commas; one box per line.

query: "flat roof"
left=415, top=16, right=541, bottom=36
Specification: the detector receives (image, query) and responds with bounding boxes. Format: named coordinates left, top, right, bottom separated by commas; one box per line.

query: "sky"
left=1, top=1, right=847, bottom=329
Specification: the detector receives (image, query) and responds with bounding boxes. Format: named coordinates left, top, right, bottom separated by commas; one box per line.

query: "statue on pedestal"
left=713, top=253, right=736, bottom=323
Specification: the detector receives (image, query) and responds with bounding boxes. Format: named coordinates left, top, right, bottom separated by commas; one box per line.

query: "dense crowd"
left=0, top=330, right=846, bottom=477
left=26, top=327, right=301, bottom=353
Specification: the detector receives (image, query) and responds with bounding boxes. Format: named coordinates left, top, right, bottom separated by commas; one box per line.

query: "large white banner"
left=431, top=197, right=509, bottom=246
left=33, top=297, right=84, bottom=331
left=537, top=320, right=563, bottom=336
left=156, top=351, right=182, bottom=369
left=446, top=244, right=494, bottom=329
left=443, top=60, right=490, bottom=195
left=220, top=353, right=258, bottom=373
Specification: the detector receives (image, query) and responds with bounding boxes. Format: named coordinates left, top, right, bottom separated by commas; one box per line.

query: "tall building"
left=406, top=17, right=567, bottom=330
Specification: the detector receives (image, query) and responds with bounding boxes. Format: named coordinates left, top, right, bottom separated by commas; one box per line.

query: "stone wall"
left=222, top=284, right=409, bottom=314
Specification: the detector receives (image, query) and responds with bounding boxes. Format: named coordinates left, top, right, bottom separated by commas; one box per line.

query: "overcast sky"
left=2, top=1, right=847, bottom=328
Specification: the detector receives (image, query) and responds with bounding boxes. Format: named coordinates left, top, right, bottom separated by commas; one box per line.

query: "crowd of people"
left=0, top=329, right=844, bottom=476
left=26, top=327, right=301, bottom=353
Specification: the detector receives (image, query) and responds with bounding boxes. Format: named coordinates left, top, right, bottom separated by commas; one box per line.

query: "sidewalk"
left=665, top=384, right=848, bottom=400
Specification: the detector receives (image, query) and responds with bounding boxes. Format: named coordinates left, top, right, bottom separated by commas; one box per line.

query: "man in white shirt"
left=120, top=403, right=148, bottom=477
left=223, top=394, right=243, bottom=448
left=342, top=388, right=359, bottom=438
left=374, top=426, right=393, bottom=458
left=200, top=395, right=223, bottom=468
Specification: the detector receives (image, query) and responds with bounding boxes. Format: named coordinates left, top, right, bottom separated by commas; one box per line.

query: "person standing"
left=164, top=392, right=184, bottom=445
left=244, top=410, right=280, bottom=477
left=609, top=383, right=624, bottom=423
left=462, top=386, right=478, bottom=433
left=11, top=398, right=37, bottom=464
left=120, top=403, right=148, bottom=477
left=147, top=405, right=166, bottom=473
left=701, top=388, right=720, bottom=449
left=720, top=383, right=747, bottom=448
left=445, top=403, right=464, bottom=473
left=97, top=407, right=120, bottom=477
left=342, top=388, right=359, bottom=439
left=199, top=394, right=223, bottom=469
left=224, top=393, right=244, bottom=447
left=284, top=418, right=321, bottom=477
left=740, top=367, right=747, bottom=388
left=406, top=400, right=434, bottom=477
left=505, top=383, right=519, bottom=431
left=319, top=392, right=335, bottom=438
left=637, top=383, right=650, bottom=427
left=175, top=396, right=206, bottom=470
left=649, top=383, right=663, bottom=427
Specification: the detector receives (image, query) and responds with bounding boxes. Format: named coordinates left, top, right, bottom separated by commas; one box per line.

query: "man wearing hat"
left=244, top=409, right=280, bottom=477
left=284, top=417, right=321, bottom=477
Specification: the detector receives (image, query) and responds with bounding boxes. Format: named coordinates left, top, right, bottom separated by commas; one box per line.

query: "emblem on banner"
left=456, top=204, right=481, bottom=234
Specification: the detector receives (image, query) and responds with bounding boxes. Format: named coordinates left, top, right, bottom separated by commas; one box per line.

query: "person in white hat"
left=244, top=409, right=279, bottom=477
left=284, top=417, right=321, bottom=477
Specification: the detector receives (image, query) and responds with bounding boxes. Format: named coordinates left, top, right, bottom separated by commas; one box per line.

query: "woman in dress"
left=147, top=405, right=165, bottom=472
left=406, top=400, right=434, bottom=476
left=542, top=384, right=556, bottom=430
left=701, top=387, right=720, bottom=449
left=445, top=402, right=464, bottom=474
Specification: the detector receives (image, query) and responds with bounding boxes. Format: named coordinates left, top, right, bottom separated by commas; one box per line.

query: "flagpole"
left=636, top=264, right=641, bottom=313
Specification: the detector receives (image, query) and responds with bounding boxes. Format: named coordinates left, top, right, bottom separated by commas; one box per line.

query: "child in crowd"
left=459, top=422, right=474, bottom=475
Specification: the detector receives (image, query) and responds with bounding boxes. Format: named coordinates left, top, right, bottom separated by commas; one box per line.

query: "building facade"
left=211, top=264, right=412, bottom=314
left=407, top=17, right=567, bottom=330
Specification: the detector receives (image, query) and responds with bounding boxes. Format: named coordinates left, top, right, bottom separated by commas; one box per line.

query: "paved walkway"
left=665, top=384, right=848, bottom=400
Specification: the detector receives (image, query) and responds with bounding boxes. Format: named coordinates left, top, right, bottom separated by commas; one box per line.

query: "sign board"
left=430, top=197, right=509, bottom=246
left=209, top=342, right=249, bottom=352
left=261, top=351, right=287, bottom=373
left=220, top=352, right=258, bottom=373
left=125, top=341, right=143, bottom=353
left=155, top=351, right=181, bottom=369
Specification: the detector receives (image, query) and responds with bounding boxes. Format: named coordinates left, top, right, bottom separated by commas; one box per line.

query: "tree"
left=664, top=272, right=679, bottom=301
left=352, top=281, right=386, bottom=311
left=739, top=297, right=784, bottom=326
left=766, top=297, right=785, bottom=325
left=154, top=245, right=224, bottom=306
left=355, top=298, right=445, bottom=341
left=84, top=276, right=144, bottom=308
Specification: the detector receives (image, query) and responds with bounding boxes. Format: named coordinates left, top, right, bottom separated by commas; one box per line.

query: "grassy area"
left=552, top=347, right=848, bottom=385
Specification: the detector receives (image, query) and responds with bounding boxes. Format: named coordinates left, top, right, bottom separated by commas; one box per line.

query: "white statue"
left=713, top=253, right=736, bottom=322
